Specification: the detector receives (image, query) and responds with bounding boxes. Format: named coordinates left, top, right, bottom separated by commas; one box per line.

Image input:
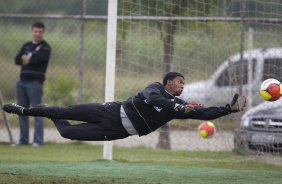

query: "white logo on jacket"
left=153, top=106, right=162, bottom=112
left=144, top=99, right=162, bottom=112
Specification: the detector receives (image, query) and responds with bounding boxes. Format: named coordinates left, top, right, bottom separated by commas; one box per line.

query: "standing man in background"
left=15, top=21, right=51, bottom=147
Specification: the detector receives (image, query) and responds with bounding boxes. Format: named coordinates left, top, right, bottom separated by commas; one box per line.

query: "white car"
left=181, top=47, right=282, bottom=106
left=234, top=98, right=282, bottom=153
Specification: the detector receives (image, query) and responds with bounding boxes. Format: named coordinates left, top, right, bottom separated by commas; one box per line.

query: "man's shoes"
left=11, top=143, right=43, bottom=148
left=11, top=143, right=29, bottom=147
left=3, top=103, right=26, bottom=116
left=32, top=143, right=42, bottom=148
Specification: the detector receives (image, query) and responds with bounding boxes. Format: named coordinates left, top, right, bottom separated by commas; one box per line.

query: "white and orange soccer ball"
left=259, top=78, right=282, bottom=101
left=198, top=121, right=216, bottom=139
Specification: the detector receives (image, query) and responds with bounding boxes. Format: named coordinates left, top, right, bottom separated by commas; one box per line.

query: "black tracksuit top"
left=122, top=82, right=231, bottom=136
left=15, top=40, right=51, bottom=82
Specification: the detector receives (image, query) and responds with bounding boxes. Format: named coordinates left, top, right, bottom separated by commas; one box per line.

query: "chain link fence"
left=0, top=0, right=108, bottom=144
left=0, top=0, right=282, bottom=154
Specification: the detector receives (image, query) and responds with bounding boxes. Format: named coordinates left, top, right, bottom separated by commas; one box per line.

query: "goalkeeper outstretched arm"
left=175, top=94, right=247, bottom=120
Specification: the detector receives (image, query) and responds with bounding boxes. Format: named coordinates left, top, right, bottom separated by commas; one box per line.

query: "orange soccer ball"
left=198, top=121, right=216, bottom=139
left=259, top=78, right=282, bottom=101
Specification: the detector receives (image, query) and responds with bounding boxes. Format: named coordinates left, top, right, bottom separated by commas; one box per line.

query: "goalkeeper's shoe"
left=3, top=103, right=26, bottom=116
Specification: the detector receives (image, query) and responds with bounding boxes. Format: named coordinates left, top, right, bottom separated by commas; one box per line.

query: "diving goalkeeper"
left=3, top=72, right=246, bottom=141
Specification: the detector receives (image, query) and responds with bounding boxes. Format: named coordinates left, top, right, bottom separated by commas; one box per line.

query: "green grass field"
left=1, top=142, right=282, bottom=184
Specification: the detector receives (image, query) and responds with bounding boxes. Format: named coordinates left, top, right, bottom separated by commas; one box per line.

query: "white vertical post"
left=247, top=27, right=253, bottom=108
left=103, top=0, right=118, bottom=160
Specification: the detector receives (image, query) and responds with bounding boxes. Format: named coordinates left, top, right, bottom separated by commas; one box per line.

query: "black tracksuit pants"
left=28, top=102, right=130, bottom=141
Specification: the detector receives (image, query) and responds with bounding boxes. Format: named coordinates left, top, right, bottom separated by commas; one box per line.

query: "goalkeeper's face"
left=166, top=76, right=185, bottom=96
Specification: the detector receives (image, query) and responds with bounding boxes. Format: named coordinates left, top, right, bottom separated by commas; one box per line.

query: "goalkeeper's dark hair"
left=32, top=21, right=45, bottom=30
left=163, top=72, right=184, bottom=86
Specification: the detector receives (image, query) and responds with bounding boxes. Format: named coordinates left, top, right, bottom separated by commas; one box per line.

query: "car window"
left=216, top=59, right=255, bottom=86
left=263, top=58, right=282, bottom=81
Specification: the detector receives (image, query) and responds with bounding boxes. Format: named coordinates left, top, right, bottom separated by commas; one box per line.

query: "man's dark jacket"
left=15, top=40, right=51, bottom=82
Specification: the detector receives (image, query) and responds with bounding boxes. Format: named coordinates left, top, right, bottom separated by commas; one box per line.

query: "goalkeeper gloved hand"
left=226, top=94, right=247, bottom=113
left=175, top=102, right=202, bottom=113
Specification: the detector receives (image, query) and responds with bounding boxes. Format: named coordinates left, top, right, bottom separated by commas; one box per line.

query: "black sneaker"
left=3, top=103, right=25, bottom=116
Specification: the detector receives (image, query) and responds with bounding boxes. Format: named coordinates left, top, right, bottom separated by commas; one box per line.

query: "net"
left=114, top=0, right=282, bottom=154
left=0, top=0, right=282, bottom=158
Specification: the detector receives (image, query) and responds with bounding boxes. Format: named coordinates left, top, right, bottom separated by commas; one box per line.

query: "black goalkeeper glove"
left=226, top=94, right=247, bottom=113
